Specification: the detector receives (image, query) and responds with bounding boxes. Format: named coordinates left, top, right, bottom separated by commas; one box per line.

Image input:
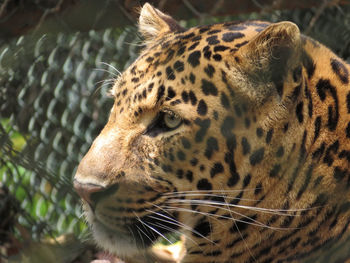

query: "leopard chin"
left=83, top=202, right=177, bottom=258
left=83, top=205, right=140, bottom=257
left=92, top=220, right=140, bottom=258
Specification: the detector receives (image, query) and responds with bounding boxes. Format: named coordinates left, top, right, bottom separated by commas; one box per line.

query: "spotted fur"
left=74, top=3, right=350, bottom=263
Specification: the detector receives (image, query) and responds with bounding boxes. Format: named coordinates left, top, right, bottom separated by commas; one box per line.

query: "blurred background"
left=0, top=0, right=350, bottom=262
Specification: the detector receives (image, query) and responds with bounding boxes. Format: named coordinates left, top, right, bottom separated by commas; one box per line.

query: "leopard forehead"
left=110, top=21, right=269, bottom=112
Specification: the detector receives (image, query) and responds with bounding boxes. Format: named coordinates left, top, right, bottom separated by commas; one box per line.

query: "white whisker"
left=163, top=205, right=298, bottom=231
left=94, top=78, right=117, bottom=86
left=164, top=193, right=257, bottom=202
left=145, top=203, right=215, bottom=245
left=162, top=205, right=229, bottom=226
left=224, top=194, right=257, bottom=262
left=163, top=188, right=259, bottom=195
left=142, top=220, right=174, bottom=244
left=133, top=212, right=155, bottom=246
left=98, top=62, right=122, bottom=75
left=167, top=199, right=311, bottom=216
left=99, top=82, right=117, bottom=90
left=146, top=212, right=204, bottom=239
left=94, top=68, right=120, bottom=78
left=147, top=218, right=202, bottom=249
left=123, top=41, right=146, bottom=47
left=146, top=221, right=187, bottom=246
left=134, top=212, right=173, bottom=245
left=134, top=224, right=148, bottom=249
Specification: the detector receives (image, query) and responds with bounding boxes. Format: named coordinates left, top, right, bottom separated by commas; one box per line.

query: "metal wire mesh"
left=0, top=26, right=142, bottom=242
left=0, top=1, right=350, bottom=262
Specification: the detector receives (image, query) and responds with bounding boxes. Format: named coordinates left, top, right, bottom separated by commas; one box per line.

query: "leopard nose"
left=73, top=180, right=105, bottom=206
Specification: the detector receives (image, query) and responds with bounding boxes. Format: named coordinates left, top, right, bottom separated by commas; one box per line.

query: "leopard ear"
left=237, top=22, right=302, bottom=96
left=139, top=3, right=185, bottom=42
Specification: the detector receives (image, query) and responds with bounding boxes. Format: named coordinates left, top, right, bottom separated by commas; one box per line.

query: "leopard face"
left=74, top=3, right=350, bottom=263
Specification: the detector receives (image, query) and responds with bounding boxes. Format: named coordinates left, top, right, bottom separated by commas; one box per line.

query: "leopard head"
left=74, top=3, right=350, bottom=263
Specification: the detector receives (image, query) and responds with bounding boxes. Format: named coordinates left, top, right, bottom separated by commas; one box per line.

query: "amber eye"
left=163, top=111, right=182, bottom=129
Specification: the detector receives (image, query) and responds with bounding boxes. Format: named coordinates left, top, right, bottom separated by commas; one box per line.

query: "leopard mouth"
left=123, top=213, right=179, bottom=247
left=89, top=208, right=180, bottom=254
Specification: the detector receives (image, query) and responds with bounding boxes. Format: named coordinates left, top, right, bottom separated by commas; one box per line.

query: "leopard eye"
left=144, top=110, right=183, bottom=137
left=163, top=111, right=182, bottom=129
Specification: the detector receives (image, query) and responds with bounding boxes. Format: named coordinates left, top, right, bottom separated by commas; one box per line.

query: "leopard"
left=73, top=3, right=350, bottom=263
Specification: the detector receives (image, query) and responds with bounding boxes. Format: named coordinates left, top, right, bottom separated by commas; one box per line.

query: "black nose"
left=73, top=180, right=105, bottom=206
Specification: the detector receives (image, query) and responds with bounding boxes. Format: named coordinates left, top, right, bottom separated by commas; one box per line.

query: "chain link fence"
left=0, top=1, right=350, bottom=262
left=0, top=22, right=142, bottom=261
